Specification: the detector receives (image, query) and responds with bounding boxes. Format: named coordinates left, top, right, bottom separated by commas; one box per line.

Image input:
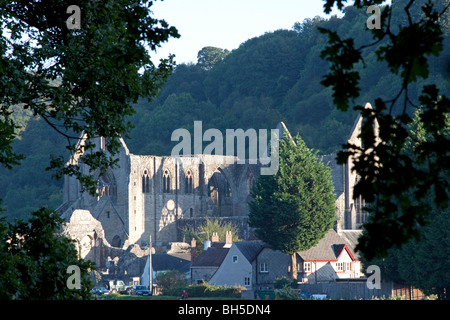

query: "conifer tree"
left=249, top=134, right=336, bottom=279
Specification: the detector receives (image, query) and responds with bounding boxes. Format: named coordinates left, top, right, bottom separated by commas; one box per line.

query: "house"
left=190, top=232, right=233, bottom=284
left=252, top=229, right=363, bottom=290
left=297, top=229, right=362, bottom=283
left=209, top=240, right=265, bottom=289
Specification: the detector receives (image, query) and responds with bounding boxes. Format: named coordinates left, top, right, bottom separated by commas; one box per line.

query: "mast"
left=149, top=234, right=153, bottom=293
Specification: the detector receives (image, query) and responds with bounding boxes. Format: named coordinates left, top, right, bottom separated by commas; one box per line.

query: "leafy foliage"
left=362, top=204, right=450, bottom=299
left=184, top=218, right=240, bottom=256
left=320, top=0, right=450, bottom=260
left=0, top=0, right=179, bottom=299
left=275, top=285, right=300, bottom=300
left=185, top=283, right=243, bottom=298
left=155, top=269, right=186, bottom=296
left=0, top=0, right=179, bottom=197
left=359, top=110, right=450, bottom=299
left=197, top=46, right=230, bottom=70
left=0, top=208, right=94, bottom=299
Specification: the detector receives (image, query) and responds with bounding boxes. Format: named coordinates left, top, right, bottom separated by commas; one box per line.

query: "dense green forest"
left=1, top=4, right=449, bottom=221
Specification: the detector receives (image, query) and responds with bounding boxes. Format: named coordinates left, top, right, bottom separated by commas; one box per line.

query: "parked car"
left=131, top=285, right=152, bottom=296
left=91, top=287, right=110, bottom=295
left=107, top=280, right=132, bottom=294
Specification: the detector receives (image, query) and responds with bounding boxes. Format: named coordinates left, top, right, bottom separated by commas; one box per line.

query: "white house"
left=209, top=241, right=265, bottom=289
left=297, top=229, right=362, bottom=282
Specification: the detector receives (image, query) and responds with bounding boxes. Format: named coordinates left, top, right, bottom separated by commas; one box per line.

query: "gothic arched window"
left=185, top=170, right=193, bottom=194
left=142, top=169, right=150, bottom=193
left=208, top=175, right=219, bottom=205
left=163, top=169, right=171, bottom=193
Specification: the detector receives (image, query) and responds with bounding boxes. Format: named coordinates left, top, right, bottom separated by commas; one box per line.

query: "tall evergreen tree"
left=249, top=134, right=336, bottom=279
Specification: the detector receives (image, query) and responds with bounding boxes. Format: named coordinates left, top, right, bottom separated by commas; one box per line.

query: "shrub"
left=166, top=280, right=188, bottom=297
left=274, top=276, right=297, bottom=289
left=275, top=286, right=300, bottom=300
left=155, top=270, right=186, bottom=296
left=186, top=283, right=243, bottom=298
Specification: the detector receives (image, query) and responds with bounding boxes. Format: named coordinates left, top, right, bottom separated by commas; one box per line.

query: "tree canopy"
left=0, top=208, right=94, bottom=299
left=184, top=218, right=240, bottom=257
left=197, top=46, right=230, bottom=70
left=0, top=0, right=179, bottom=197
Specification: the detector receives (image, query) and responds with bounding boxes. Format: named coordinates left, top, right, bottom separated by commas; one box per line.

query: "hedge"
left=185, top=283, right=244, bottom=298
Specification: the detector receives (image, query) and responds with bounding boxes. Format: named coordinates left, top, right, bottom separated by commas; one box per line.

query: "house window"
left=304, top=262, right=311, bottom=273
left=244, top=277, right=251, bottom=286
left=345, top=262, right=352, bottom=271
left=232, top=255, right=238, bottom=263
left=260, top=263, right=268, bottom=273
left=336, top=262, right=344, bottom=272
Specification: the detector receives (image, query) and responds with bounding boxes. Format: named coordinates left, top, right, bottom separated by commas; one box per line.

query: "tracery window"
left=97, top=171, right=117, bottom=201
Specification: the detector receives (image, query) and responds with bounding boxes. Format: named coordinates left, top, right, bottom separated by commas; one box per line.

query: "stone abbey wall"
left=60, top=136, right=259, bottom=249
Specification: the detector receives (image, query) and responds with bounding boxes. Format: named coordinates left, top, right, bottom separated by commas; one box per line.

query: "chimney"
left=224, top=231, right=232, bottom=248
left=211, top=232, right=219, bottom=243
left=190, top=238, right=196, bottom=262
left=334, top=219, right=342, bottom=233
left=204, top=240, right=211, bottom=251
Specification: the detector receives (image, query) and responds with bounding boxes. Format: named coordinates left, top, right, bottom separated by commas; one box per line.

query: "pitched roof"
left=297, top=229, right=359, bottom=262
left=337, top=229, right=362, bottom=260
left=191, top=243, right=229, bottom=267
left=152, top=253, right=191, bottom=273
left=235, top=241, right=265, bottom=262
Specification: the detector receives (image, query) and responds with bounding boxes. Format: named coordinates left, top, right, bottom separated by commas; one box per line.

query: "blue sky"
left=150, top=0, right=344, bottom=65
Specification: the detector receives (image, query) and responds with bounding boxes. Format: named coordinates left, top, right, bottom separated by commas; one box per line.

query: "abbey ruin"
left=59, top=103, right=375, bottom=268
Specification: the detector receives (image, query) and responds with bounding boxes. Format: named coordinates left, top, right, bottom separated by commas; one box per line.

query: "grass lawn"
left=96, top=293, right=244, bottom=300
